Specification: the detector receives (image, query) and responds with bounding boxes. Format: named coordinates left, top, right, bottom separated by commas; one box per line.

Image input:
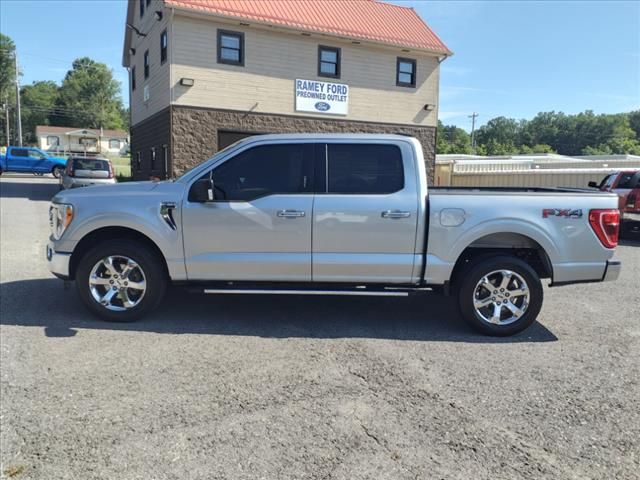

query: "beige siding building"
left=123, top=0, right=451, bottom=179
left=35, top=125, right=129, bottom=156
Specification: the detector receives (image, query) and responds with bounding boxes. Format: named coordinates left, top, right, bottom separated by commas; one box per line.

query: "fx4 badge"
left=542, top=208, right=583, bottom=219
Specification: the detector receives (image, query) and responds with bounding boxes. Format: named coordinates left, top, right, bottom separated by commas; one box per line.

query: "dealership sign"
left=295, top=79, right=349, bottom=115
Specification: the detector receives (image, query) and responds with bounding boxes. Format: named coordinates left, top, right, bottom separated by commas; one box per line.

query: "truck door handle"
left=381, top=210, right=411, bottom=219
left=277, top=209, right=306, bottom=218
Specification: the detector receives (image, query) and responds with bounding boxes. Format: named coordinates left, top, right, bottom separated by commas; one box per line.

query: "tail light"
left=589, top=209, right=619, bottom=249
left=108, top=162, right=114, bottom=179
left=626, top=193, right=636, bottom=208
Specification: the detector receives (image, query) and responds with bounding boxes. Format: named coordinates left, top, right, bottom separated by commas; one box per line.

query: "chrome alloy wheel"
left=472, top=269, right=530, bottom=326
left=89, top=256, right=147, bottom=311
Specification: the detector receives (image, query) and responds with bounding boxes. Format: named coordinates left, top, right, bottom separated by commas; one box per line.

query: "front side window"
left=318, top=46, right=340, bottom=78
left=160, top=30, right=168, bottom=64
left=47, top=135, right=59, bottom=146
left=131, top=66, right=136, bottom=91
left=327, top=144, right=404, bottom=194
left=199, top=144, right=314, bottom=201
left=396, top=57, right=416, bottom=87
left=616, top=172, right=638, bottom=189
left=144, top=50, right=150, bottom=79
left=217, top=30, right=244, bottom=66
left=28, top=149, right=47, bottom=160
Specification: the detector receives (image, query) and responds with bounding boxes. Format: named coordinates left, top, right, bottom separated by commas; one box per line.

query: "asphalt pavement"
left=1, top=175, right=639, bottom=480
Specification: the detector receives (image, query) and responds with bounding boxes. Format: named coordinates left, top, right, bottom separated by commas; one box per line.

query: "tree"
left=627, top=110, right=640, bottom=140
left=55, top=57, right=124, bottom=130
left=20, top=81, right=58, bottom=143
left=437, top=120, right=472, bottom=154
left=0, top=33, right=16, bottom=145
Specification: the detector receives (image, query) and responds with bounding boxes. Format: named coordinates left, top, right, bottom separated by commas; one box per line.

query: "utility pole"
left=14, top=54, right=23, bottom=146
left=468, top=112, right=479, bottom=153
left=3, top=98, right=9, bottom=147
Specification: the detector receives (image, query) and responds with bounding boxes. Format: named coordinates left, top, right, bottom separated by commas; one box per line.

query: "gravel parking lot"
left=1, top=176, right=639, bottom=480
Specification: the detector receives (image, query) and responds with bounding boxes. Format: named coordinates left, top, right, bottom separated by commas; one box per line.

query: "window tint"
left=396, top=57, right=416, bottom=87
left=617, top=172, right=638, bottom=189
left=206, top=144, right=314, bottom=201
left=12, top=148, right=28, bottom=157
left=160, top=30, right=167, bottom=64
left=217, top=30, right=244, bottom=66
left=318, top=46, right=340, bottom=78
left=327, top=144, right=404, bottom=194
left=72, top=158, right=110, bottom=171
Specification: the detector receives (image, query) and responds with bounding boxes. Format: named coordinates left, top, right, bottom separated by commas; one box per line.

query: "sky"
left=1, top=0, right=638, bottom=131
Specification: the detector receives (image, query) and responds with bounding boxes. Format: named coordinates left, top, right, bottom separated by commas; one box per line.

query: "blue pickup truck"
left=0, top=146, right=68, bottom=177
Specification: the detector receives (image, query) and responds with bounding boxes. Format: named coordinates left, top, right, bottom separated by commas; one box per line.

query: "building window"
left=150, top=147, right=156, bottom=170
left=46, top=135, right=59, bottom=146
left=109, top=139, right=121, bottom=149
left=318, top=46, right=340, bottom=78
left=131, top=66, right=136, bottom=91
left=144, top=50, right=149, bottom=79
left=79, top=137, right=97, bottom=147
left=160, top=30, right=168, bottom=64
left=136, top=152, right=142, bottom=171
left=139, top=0, right=144, bottom=17
left=217, top=30, right=244, bottom=66
left=396, top=57, right=416, bottom=87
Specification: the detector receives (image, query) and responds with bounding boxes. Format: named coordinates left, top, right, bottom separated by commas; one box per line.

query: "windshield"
left=174, top=140, right=246, bottom=181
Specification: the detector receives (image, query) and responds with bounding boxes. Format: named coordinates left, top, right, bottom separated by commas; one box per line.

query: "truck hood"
left=52, top=180, right=182, bottom=203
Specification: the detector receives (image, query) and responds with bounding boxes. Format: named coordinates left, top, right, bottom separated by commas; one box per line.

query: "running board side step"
left=203, top=289, right=409, bottom=297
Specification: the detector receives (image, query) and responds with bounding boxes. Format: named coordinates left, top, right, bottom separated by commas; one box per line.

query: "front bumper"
left=46, top=242, right=71, bottom=279
left=602, top=260, right=621, bottom=282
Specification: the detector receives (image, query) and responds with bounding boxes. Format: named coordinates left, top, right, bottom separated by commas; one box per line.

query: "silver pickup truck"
left=47, top=134, right=622, bottom=336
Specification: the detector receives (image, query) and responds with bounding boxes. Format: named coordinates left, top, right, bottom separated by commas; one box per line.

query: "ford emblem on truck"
left=315, top=102, right=331, bottom=112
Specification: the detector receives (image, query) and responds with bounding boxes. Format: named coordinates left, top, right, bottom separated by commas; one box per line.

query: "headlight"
left=49, top=203, right=74, bottom=240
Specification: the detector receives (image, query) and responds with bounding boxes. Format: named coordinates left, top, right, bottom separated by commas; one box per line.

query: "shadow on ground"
left=0, top=180, right=59, bottom=201
left=0, top=278, right=558, bottom=343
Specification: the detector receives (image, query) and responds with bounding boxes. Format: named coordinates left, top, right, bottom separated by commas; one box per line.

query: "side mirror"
left=188, top=177, right=215, bottom=202
left=588, top=181, right=598, bottom=188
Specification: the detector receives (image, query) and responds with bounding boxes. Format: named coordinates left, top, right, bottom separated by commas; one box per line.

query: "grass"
left=108, top=156, right=132, bottom=179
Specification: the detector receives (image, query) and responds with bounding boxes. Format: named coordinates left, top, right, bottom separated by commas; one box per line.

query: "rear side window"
left=11, top=148, right=28, bottom=157
left=209, top=144, right=314, bottom=201
left=616, top=172, right=638, bottom=189
left=73, top=158, right=110, bottom=171
left=327, top=144, right=404, bottom=194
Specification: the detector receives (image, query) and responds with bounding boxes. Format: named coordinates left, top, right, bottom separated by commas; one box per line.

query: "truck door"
left=312, top=142, right=419, bottom=283
left=182, top=142, right=315, bottom=281
left=7, top=148, right=31, bottom=172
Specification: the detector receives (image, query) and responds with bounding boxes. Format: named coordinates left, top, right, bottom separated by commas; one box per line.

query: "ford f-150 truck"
left=46, top=134, right=622, bottom=336
left=0, top=146, right=67, bottom=177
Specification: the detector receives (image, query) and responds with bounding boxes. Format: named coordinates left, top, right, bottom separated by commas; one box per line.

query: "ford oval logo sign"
left=315, top=102, right=331, bottom=112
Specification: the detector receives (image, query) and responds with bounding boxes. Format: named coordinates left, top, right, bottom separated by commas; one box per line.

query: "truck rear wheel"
left=457, top=255, right=543, bottom=336
left=75, top=240, right=167, bottom=322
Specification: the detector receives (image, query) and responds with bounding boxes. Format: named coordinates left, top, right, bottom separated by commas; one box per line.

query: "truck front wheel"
left=457, top=255, right=543, bottom=336
left=75, top=240, right=167, bottom=322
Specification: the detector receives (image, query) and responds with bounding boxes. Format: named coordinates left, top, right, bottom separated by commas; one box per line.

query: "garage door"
left=218, top=131, right=266, bottom=150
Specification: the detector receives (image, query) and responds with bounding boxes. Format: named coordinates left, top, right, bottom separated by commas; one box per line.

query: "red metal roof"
left=164, top=0, right=451, bottom=55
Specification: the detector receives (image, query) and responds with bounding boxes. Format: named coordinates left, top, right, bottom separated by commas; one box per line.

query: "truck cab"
left=0, top=146, right=68, bottom=177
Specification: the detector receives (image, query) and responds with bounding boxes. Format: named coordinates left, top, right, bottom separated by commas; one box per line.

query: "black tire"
left=75, top=240, right=167, bottom=322
left=457, top=255, right=543, bottom=336
left=51, top=165, right=64, bottom=178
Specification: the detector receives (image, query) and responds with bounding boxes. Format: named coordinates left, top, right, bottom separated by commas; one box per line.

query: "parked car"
left=620, top=184, right=640, bottom=236
left=589, top=170, right=640, bottom=234
left=0, top=146, right=67, bottom=177
left=60, top=156, right=116, bottom=189
left=46, top=134, right=621, bottom=336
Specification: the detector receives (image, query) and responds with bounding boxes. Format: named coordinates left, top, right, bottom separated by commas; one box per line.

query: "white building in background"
left=435, top=153, right=640, bottom=187
left=35, top=125, right=130, bottom=156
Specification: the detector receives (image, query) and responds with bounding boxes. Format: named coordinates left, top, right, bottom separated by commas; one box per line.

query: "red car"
left=589, top=170, right=640, bottom=235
